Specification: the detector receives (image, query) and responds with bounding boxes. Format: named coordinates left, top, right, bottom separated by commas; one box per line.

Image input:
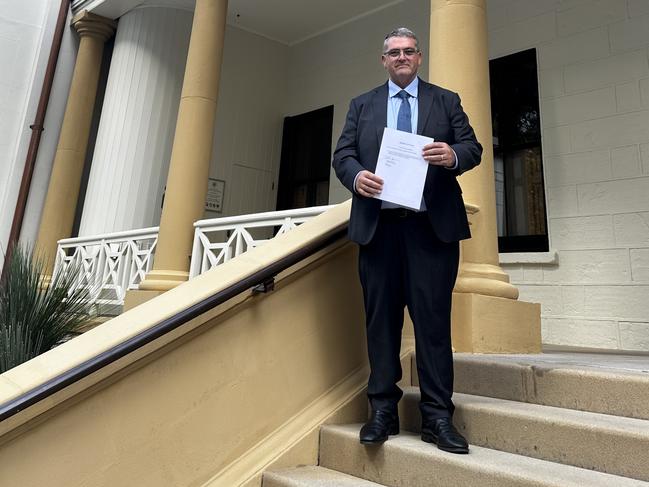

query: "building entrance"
left=276, top=105, right=333, bottom=210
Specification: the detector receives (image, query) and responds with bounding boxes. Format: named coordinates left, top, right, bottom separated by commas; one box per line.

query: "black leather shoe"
left=359, top=410, right=399, bottom=444
left=421, top=417, right=469, bottom=454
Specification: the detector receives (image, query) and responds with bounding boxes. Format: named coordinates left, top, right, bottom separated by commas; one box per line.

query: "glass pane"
left=490, top=48, right=548, bottom=252
left=504, top=147, right=546, bottom=236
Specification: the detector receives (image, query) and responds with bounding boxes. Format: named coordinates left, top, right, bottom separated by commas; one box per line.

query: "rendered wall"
left=488, top=0, right=649, bottom=351
left=0, top=0, right=77, bottom=266
left=19, top=11, right=78, bottom=248
left=208, top=0, right=429, bottom=216
left=207, top=25, right=289, bottom=219
left=284, top=0, right=430, bottom=206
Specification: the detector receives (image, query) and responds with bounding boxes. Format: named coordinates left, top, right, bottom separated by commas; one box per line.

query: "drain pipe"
left=3, top=0, right=71, bottom=273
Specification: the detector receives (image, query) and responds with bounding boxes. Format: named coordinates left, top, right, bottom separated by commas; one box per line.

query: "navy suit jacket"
left=332, top=78, right=483, bottom=245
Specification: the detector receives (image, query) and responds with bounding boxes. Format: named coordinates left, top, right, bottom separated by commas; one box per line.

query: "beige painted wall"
left=0, top=245, right=367, bottom=486
left=0, top=203, right=377, bottom=487
left=206, top=0, right=430, bottom=217
left=207, top=25, right=289, bottom=219
left=284, top=0, right=430, bottom=206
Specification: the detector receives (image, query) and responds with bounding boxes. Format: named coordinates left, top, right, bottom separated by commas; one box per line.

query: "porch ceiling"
left=72, top=0, right=403, bottom=45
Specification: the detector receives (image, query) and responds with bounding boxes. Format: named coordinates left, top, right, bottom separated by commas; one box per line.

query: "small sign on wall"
left=206, top=178, right=225, bottom=212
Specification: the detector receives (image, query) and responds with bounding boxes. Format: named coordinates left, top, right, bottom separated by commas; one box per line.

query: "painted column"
left=78, top=7, right=193, bottom=236
left=138, top=0, right=228, bottom=292
left=429, top=0, right=517, bottom=299
left=34, top=11, right=115, bottom=272
left=429, top=0, right=541, bottom=352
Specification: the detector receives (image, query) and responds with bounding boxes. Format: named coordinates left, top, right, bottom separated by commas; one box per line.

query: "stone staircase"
left=263, top=353, right=649, bottom=486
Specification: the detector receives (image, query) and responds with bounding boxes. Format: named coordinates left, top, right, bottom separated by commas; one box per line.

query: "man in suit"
left=332, top=28, right=482, bottom=454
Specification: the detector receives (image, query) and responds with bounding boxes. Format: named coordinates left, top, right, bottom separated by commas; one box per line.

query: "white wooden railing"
left=54, top=206, right=334, bottom=307
left=54, top=227, right=159, bottom=308
left=189, top=206, right=334, bottom=278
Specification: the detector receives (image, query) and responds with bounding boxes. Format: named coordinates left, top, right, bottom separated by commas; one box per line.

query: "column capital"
left=72, top=10, right=116, bottom=42
left=430, top=0, right=485, bottom=9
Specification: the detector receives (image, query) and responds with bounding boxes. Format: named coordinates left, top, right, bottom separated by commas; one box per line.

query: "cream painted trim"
left=499, top=251, right=558, bottom=265
left=543, top=344, right=649, bottom=356
left=202, top=364, right=369, bottom=486
left=203, top=343, right=416, bottom=487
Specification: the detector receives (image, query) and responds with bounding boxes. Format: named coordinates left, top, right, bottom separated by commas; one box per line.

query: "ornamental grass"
left=0, top=246, right=93, bottom=374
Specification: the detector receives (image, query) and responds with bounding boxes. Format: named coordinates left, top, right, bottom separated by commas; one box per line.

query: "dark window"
left=276, top=106, right=333, bottom=211
left=490, top=48, right=548, bottom=253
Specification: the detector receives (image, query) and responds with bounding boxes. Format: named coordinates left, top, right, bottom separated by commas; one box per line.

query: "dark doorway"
left=276, top=105, right=334, bottom=210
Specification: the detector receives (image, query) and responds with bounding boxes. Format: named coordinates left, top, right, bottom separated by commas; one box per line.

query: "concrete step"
left=263, top=466, right=386, bottom=486
left=426, top=353, right=649, bottom=420
left=401, top=388, right=649, bottom=481
left=319, top=424, right=649, bottom=487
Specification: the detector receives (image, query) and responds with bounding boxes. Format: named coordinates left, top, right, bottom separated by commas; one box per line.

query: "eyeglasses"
left=383, top=48, right=419, bottom=59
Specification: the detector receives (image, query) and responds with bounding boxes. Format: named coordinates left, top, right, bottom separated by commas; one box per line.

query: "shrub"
left=0, top=246, right=93, bottom=373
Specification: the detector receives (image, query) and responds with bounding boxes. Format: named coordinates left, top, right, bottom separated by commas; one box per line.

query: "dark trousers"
left=358, top=209, right=459, bottom=420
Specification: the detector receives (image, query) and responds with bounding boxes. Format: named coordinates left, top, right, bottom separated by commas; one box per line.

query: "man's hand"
left=422, top=142, right=455, bottom=168
left=355, top=170, right=384, bottom=197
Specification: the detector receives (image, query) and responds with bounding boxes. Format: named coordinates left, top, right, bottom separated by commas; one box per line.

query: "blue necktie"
left=396, top=90, right=411, bottom=133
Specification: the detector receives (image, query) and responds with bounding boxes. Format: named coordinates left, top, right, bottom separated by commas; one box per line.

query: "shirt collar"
left=388, top=76, right=419, bottom=99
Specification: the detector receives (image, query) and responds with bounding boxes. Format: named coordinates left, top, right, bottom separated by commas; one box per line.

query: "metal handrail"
left=0, top=224, right=348, bottom=422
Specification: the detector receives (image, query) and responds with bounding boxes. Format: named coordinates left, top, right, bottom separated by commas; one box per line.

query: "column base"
left=123, top=289, right=166, bottom=311
left=138, top=269, right=189, bottom=292
left=455, top=262, right=519, bottom=299
left=451, top=292, right=541, bottom=353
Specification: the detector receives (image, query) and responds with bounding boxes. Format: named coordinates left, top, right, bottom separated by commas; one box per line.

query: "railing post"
left=189, top=228, right=202, bottom=279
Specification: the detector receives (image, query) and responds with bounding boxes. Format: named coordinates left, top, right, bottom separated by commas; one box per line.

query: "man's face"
left=382, top=36, right=422, bottom=88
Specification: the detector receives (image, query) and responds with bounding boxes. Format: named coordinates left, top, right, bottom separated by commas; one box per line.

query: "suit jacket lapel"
left=371, top=83, right=388, bottom=147
left=417, top=79, right=435, bottom=135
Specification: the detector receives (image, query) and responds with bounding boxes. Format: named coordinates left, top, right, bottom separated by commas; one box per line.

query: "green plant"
left=0, top=246, right=93, bottom=373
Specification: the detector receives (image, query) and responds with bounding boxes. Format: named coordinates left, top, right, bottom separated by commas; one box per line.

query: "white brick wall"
left=549, top=215, right=615, bottom=249
left=631, top=249, right=649, bottom=281
left=557, top=0, right=626, bottom=37
left=492, top=0, right=649, bottom=352
left=614, top=212, right=649, bottom=246
left=628, top=0, right=649, bottom=17
left=642, top=143, right=649, bottom=173
left=543, top=150, right=611, bottom=186
left=620, top=322, right=649, bottom=350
